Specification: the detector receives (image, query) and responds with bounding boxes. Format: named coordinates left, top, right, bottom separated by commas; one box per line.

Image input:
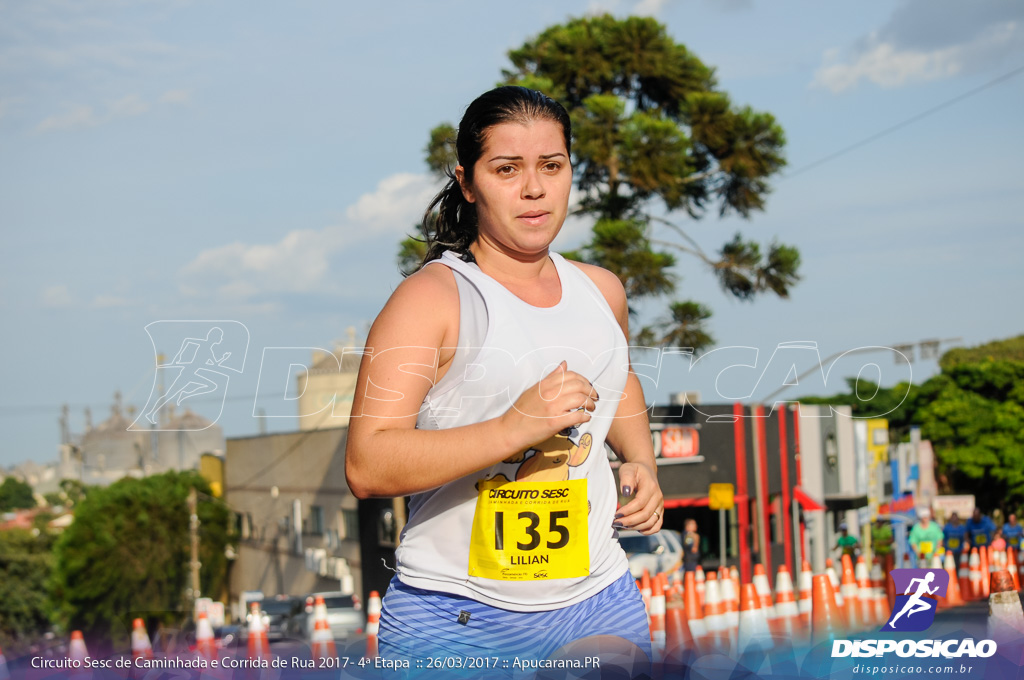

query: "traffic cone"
left=1, top=643, right=10, bottom=680
left=869, top=560, right=887, bottom=627
left=366, top=590, right=381, bottom=659
left=649, top=576, right=667, bottom=661
left=826, top=559, right=845, bottom=619
left=69, top=631, right=89, bottom=665
left=684, top=570, right=708, bottom=656
left=798, top=560, right=813, bottom=631
left=195, top=611, right=216, bottom=661
left=737, top=583, right=774, bottom=654
left=247, top=602, right=270, bottom=661
left=719, top=568, right=740, bottom=649
left=664, top=585, right=692, bottom=665
left=839, top=562, right=860, bottom=631
left=969, top=548, right=983, bottom=600
left=640, top=569, right=653, bottom=612
left=695, top=565, right=706, bottom=608
left=753, top=564, right=777, bottom=632
left=131, top=618, right=154, bottom=662
left=980, top=546, right=991, bottom=597
left=311, top=619, right=337, bottom=664
left=988, top=570, right=1024, bottom=645
left=773, top=565, right=802, bottom=643
left=940, top=552, right=965, bottom=608
left=958, top=551, right=973, bottom=602
left=810, top=574, right=844, bottom=645
left=855, top=557, right=873, bottom=627
left=1008, top=546, right=1022, bottom=592
left=702, top=572, right=729, bottom=652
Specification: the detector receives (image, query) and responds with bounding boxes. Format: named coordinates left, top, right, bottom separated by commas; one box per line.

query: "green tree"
left=0, top=528, right=56, bottom=655
left=407, top=15, right=799, bottom=350
left=49, top=471, right=230, bottom=644
left=0, top=477, right=35, bottom=512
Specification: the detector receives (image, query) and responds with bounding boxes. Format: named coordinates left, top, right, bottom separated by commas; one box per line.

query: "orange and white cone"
left=840, top=563, right=860, bottom=631
left=702, top=573, right=729, bottom=653
left=826, top=559, right=845, bottom=619
left=684, top=571, right=708, bottom=656
left=719, top=568, right=740, bottom=649
left=940, top=552, right=965, bottom=608
left=870, top=561, right=887, bottom=627
left=366, top=590, right=382, bottom=659
left=311, top=619, right=337, bottom=664
left=969, top=548, right=983, bottom=600
left=810, top=574, right=844, bottom=645
left=649, top=577, right=667, bottom=661
left=664, top=585, right=692, bottom=664
left=69, top=631, right=89, bottom=665
left=737, top=583, right=774, bottom=654
left=988, top=570, right=1024, bottom=645
left=798, top=560, right=813, bottom=631
left=752, top=564, right=777, bottom=632
left=855, top=557, right=873, bottom=626
left=247, top=602, right=270, bottom=661
left=695, top=565, right=706, bottom=608
left=773, top=565, right=802, bottom=643
left=131, top=618, right=153, bottom=662
left=640, top=569, right=653, bottom=613
left=958, top=551, right=973, bottom=601
left=980, top=546, right=991, bottom=597
left=1008, top=546, right=1022, bottom=592
left=195, top=611, right=216, bottom=662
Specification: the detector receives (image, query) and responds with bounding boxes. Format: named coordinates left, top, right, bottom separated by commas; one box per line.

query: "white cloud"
left=109, top=93, right=149, bottom=117
left=345, top=173, right=441, bottom=234
left=40, top=285, right=74, bottom=308
left=35, top=104, right=99, bottom=132
left=179, top=172, right=442, bottom=302
left=91, top=295, right=131, bottom=308
left=813, top=15, right=1024, bottom=93
left=158, top=89, right=190, bottom=105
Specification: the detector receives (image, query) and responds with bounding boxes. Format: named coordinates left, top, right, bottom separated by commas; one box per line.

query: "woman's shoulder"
left=564, top=259, right=627, bottom=318
left=374, top=260, right=459, bottom=337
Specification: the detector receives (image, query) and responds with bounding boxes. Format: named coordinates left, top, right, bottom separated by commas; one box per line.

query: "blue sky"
left=2, top=0, right=1022, bottom=468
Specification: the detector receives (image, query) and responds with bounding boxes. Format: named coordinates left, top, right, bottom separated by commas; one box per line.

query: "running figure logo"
left=131, top=321, right=249, bottom=431
left=883, top=568, right=949, bottom=632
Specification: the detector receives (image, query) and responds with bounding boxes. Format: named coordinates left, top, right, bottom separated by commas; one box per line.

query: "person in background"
left=964, top=507, right=997, bottom=549
left=834, top=523, right=859, bottom=558
left=943, top=511, right=968, bottom=560
left=682, top=518, right=701, bottom=573
left=990, top=528, right=1006, bottom=553
left=909, top=508, right=944, bottom=565
left=871, top=516, right=894, bottom=570
left=1002, top=513, right=1023, bottom=553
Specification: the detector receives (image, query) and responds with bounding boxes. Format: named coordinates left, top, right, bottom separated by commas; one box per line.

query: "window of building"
left=339, top=508, right=359, bottom=541
left=310, top=505, right=324, bottom=536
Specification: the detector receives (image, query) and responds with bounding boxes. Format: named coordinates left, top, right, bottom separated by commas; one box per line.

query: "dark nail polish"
left=621, top=486, right=632, bottom=497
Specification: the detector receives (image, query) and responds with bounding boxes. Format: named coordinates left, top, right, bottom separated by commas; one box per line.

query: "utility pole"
left=188, top=487, right=201, bottom=608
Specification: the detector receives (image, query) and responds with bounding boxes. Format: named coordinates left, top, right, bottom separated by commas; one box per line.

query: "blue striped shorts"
left=378, top=571, right=651, bottom=678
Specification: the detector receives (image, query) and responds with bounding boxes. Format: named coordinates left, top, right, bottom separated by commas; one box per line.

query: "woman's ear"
left=455, top=166, right=475, bottom=203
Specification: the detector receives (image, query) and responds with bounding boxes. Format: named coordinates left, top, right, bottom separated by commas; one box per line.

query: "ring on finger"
left=653, top=510, right=661, bottom=521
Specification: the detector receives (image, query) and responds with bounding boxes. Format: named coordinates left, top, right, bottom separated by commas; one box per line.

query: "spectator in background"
left=834, top=523, right=859, bottom=558
left=965, top=507, right=997, bottom=549
left=990, top=528, right=1006, bottom=553
left=682, top=518, right=701, bottom=572
left=909, top=508, right=944, bottom=565
left=871, top=517, right=894, bottom=568
left=1002, top=513, right=1023, bottom=552
left=943, top=511, right=968, bottom=559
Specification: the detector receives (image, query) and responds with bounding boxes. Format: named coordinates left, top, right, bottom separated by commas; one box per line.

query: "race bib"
left=920, top=541, right=934, bottom=555
left=1009, top=536, right=1020, bottom=547
left=973, top=532, right=988, bottom=545
left=947, top=538, right=960, bottom=549
left=468, top=478, right=589, bottom=581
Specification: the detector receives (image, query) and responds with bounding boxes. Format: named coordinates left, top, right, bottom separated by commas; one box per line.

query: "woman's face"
left=457, top=119, right=571, bottom=259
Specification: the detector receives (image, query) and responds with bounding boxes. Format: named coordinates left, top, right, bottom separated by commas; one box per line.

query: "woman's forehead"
left=479, top=120, right=568, bottom=160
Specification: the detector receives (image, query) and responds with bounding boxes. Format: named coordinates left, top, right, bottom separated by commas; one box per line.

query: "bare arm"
left=571, top=262, right=664, bottom=535
left=345, top=265, right=600, bottom=498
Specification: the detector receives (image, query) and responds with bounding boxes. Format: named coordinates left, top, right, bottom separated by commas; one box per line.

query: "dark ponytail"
left=416, top=86, right=572, bottom=269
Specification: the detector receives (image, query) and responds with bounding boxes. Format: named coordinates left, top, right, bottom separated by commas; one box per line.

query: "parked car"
left=257, top=595, right=302, bottom=641
left=290, top=592, right=364, bottom=642
left=618, top=529, right=685, bottom=578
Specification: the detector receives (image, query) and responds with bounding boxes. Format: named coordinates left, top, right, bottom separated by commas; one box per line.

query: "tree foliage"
left=0, top=476, right=35, bottom=512
left=411, top=14, right=799, bottom=351
left=48, top=471, right=230, bottom=644
left=0, top=528, right=56, bottom=655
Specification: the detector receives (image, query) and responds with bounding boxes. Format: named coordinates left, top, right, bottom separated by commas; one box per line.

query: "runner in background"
left=871, top=516, right=894, bottom=571
left=942, top=511, right=968, bottom=561
left=1002, top=513, right=1023, bottom=552
left=834, top=523, right=859, bottom=559
left=964, top=507, right=997, bottom=550
left=909, top=509, right=944, bottom=565
left=682, top=518, right=701, bottom=572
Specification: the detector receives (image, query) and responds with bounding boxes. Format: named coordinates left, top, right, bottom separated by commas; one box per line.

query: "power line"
left=784, top=63, right=1024, bottom=178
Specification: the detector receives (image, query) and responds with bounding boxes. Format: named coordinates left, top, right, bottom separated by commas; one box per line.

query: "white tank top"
left=394, top=251, right=631, bottom=611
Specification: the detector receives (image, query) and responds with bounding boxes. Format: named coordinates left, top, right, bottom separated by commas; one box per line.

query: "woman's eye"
left=543, top=162, right=562, bottom=172
left=497, top=165, right=516, bottom=176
